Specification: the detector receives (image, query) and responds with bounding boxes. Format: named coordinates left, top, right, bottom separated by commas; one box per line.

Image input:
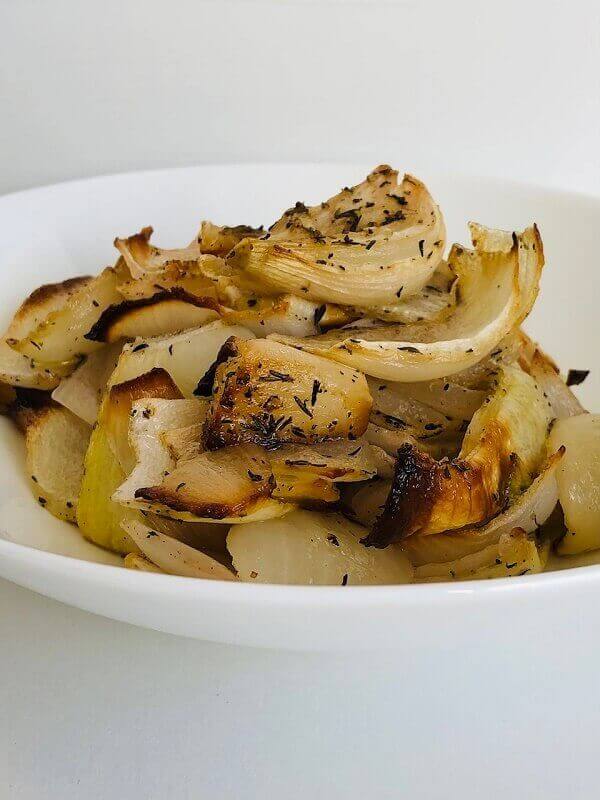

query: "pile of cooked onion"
left=3, top=165, right=597, bottom=585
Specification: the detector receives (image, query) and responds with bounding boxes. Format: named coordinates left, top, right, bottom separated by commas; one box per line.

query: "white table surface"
left=2, top=1, right=600, bottom=797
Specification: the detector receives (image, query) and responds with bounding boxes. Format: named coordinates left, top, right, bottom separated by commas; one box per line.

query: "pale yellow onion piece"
left=269, top=437, right=379, bottom=503
left=400, top=449, right=564, bottom=566
left=77, top=422, right=140, bottom=554
left=203, top=337, right=372, bottom=450
left=363, top=259, right=456, bottom=323
left=220, top=294, right=325, bottom=338
left=198, top=221, right=264, bottom=257
left=113, top=398, right=291, bottom=524
left=549, top=414, right=600, bottom=555
left=122, top=519, right=237, bottom=581
left=528, top=347, right=585, bottom=419
left=116, top=269, right=219, bottom=302
left=414, top=529, right=549, bottom=582
left=367, top=364, right=553, bottom=545
left=227, top=510, right=413, bottom=585
left=342, top=479, right=392, bottom=529
left=103, top=369, right=184, bottom=474
left=51, top=342, right=123, bottom=424
left=84, top=290, right=220, bottom=343
left=115, top=397, right=208, bottom=490
left=123, top=553, right=164, bottom=573
left=11, top=398, right=91, bottom=523
left=0, top=276, right=91, bottom=388
left=114, top=226, right=200, bottom=279
left=14, top=267, right=123, bottom=367
left=109, top=320, right=255, bottom=397
left=272, top=223, right=544, bottom=382
left=228, top=166, right=445, bottom=307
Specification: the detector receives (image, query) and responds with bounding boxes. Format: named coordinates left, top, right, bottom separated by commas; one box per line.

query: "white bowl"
left=0, top=163, right=598, bottom=651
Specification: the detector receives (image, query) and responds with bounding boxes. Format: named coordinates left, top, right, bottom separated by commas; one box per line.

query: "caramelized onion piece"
left=273, top=223, right=544, bottom=382
left=202, top=337, right=372, bottom=450
left=13, top=268, right=122, bottom=367
left=227, top=166, right=445, bottom=308
left=10, top=392, right=91, bottom=523
left=199, top=221, right=264, bottom=257
left=400, top=449, right=563, bottom=566
left=0, top=276, right=91, bottom=388
left=84, top=289, right=220, bottom=342
left=113, top=397, right=291, bottom=524
left=366, top=364, right=552, bottom=545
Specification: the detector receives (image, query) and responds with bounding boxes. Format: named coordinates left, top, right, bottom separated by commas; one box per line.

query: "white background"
left=1, top=1, right=600, bottom=798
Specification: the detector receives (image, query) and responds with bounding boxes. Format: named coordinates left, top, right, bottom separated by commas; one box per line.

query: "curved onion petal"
left=529, top=347, right=585, bottom=419
left=122, top=519, right=237, bottom=581
left=103, top=369, right=184, bottom=473
left=113, top=398, right=291, bottom=524
left=269, top=437, right=379, bottom=503
left=366, top=259, right=456, bottom=323
left=116, top=269, right=219, bottom=302
left=366, top=364, right=552, bottom=545
left=84, top=289, right=220, bottom=343
left=414, top=528, right=549, bottom=582
left=272, top=223, right=544, bottom=382
left=227, top=166, right=445, bottom=308
left=220, top=294, right=333, bottom=338
left=0, top=276, right=91, bottom=388
left=227, top=509, right=413, bottom=585
left=13, top=268, right=122, bottom=367
left=549, top=414, right=600, bottom=555
left=202, top=337, right=372, bottom=450
left=109, top=320, right=255, bottom=397
left=199, top=221, right=264, bottom=257
left=11, top=393, right=91, bottom=523
left=114, top=226, right=201, bottom=279
left=51, top=342, right=123, bottom=424
left=77, top=421, right=140, bottom=554
left=400, top=449, right=563, bottom=566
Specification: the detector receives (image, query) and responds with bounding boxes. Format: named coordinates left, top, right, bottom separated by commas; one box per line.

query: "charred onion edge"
left=134, top=472, right=276, bottom=520
left=363, top=429, right=514, bottom=548
left=84, top=288, right=221, bottom=342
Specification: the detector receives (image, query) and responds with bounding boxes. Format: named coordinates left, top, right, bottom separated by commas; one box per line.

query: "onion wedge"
left=51, top=342, right=123, bottom=424
left=11, top=393, right=91, bottom=522
left=122, top=520, right=237, bottom=581
left=549, top=414, right=600, bottom=555
left=114, top=226, right=201, bottom=279
left=198, top=221, right=264, bottom=257
left=202, top=337, right=372, bottom=449
left=227, top=166, right=445, bottom=308
left=109, top=320, right=255, bottom=397
left=13, top=268, right=122, bottom=368
left=414, top=528, right=549, bottom=582
left=0, top=276, right=91, bottom=388
left=529, top=347, right=585, bottom=418
left=400, top=449, right=564, bottom=566
left=366, top=364, right=552, bottom=545
left=272, top=223, right=544, bottom=382
left=84, top=289, right=220, bottom=342
left=113, top=398, right=291, bottom=524
left=227, top=509, right=413, bottom=585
